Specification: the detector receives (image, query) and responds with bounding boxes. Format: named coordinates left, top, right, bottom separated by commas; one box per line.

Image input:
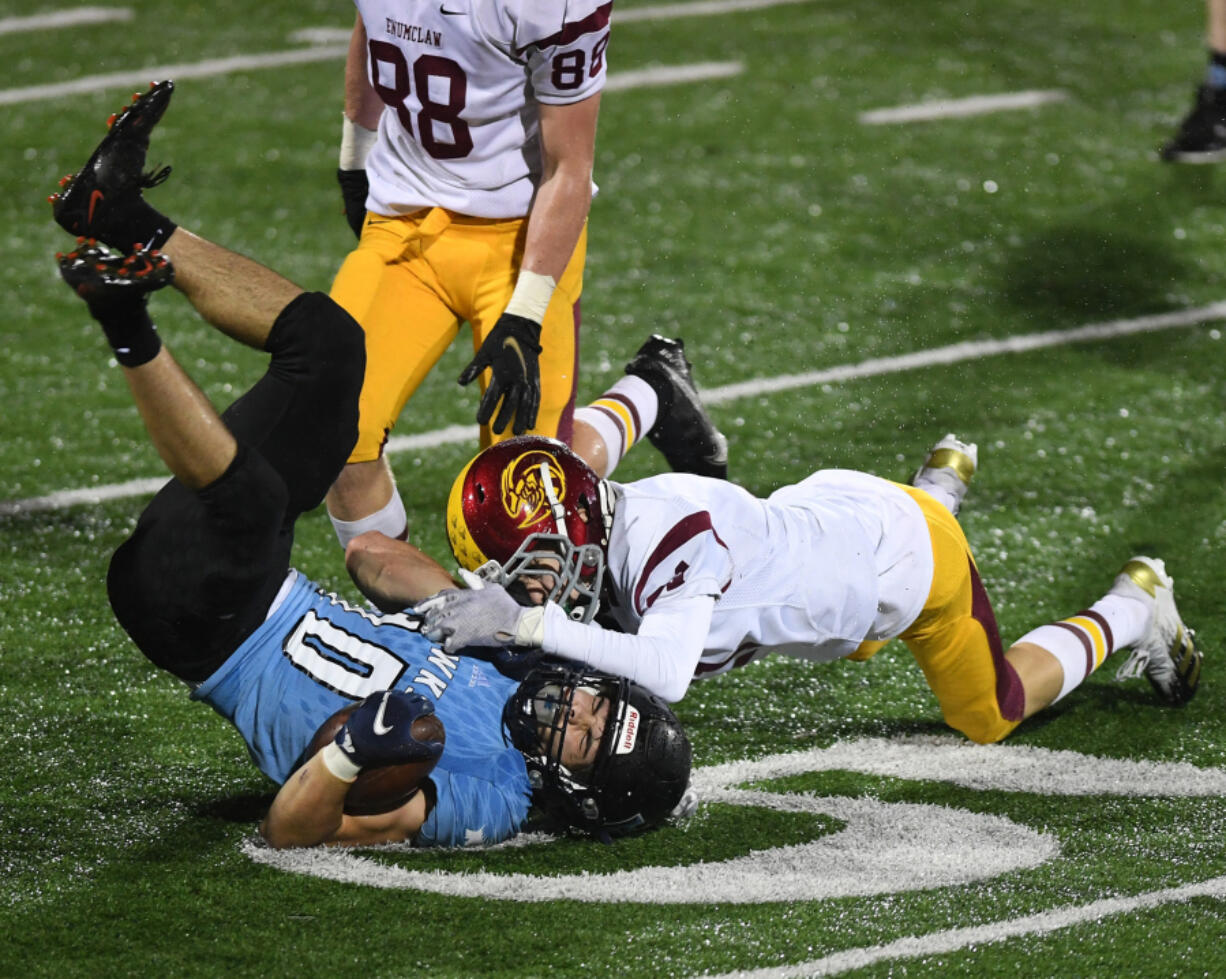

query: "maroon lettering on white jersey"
left=632, top=511, right=729, bottom=615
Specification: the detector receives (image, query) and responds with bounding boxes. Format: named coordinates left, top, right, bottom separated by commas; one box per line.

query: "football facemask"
left=499, top=532, right=605, bottom=623
left=504, top=662, right=692, bottom=841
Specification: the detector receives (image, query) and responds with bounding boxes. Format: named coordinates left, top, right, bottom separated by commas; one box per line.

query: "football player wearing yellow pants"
left=421, top=433, right=1204, bottom=745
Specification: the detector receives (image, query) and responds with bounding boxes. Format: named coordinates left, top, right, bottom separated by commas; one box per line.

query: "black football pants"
left=106, top=292, right=364, bottom=683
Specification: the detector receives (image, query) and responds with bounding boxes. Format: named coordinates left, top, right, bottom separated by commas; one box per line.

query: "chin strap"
left=540, top=461, right=569, bottom=538
left=595, top=480, right=617, bottom=547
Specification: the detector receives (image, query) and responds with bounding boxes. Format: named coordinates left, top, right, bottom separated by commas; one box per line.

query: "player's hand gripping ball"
left=307, top=692, right=446, bottom=815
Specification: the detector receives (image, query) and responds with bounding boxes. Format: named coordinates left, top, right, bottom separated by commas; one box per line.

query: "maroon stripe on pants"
left=969, top=558, right=1025, bottom=722
left=553, top=298, right=580, bottom=446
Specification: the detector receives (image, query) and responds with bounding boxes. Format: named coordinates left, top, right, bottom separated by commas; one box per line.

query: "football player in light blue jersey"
left=194, top=578, right=534, bottom=847
left=51, top=82, right=692, bottom=849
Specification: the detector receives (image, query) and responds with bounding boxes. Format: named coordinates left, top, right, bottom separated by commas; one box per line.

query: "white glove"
left=419, top=581, right=543, bottom=655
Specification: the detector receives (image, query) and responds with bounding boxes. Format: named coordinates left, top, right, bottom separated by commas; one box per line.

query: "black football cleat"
left=57, top=239, right=174, bottom=311
left=1161, top=85, right=1226, bottom=163
left=50, top=80, right=175, bottom=245
left=625, top=335, right=728, bottom=479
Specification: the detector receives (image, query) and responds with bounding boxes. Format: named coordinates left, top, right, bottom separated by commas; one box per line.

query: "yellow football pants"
left=854, top=484, right=1025, bottom=744
left=329, top=207, right=586, bottom=463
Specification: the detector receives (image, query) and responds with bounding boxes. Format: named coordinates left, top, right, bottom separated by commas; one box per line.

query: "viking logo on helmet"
left=502, top=450, right=567, bottom=530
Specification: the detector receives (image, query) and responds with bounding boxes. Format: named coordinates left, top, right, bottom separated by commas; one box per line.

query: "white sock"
left=1014, top=592, right=1151, bottom=702
left=328, top=491, right=408, bottom=548
left=912, top=469, right=965, bottom=515
left=575, top=375, right=659, bottom=476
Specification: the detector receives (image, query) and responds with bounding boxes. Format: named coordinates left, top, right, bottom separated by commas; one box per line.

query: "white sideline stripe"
left=0, top=7, right=131, bottom=36
left=696, top=874, right=1226, bottom=978
left=859, top=89, right=1068, bottom=125
left=3, top=304, right=1223, bottom=518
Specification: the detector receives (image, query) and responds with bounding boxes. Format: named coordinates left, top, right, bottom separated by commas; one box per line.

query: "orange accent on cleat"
left=106, top=113, right=117, bottom=128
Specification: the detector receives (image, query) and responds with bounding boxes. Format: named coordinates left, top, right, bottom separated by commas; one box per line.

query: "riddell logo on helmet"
left=615, top=705, right=640, bottom=755
left=501, top=450, right=567, bottom=529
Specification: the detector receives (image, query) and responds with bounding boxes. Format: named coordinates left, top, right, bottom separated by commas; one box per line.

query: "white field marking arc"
left=859, top=89, right=1068, bottom=125
left=694, top=874, right=1226, bottom=979
left=0, top=7, right=131, bottom=36
left=4, top=304, right=1223, bottom=517
left=245, top=791, right=1057, bottom=902
left=243, top=735, right=1226, bottom=905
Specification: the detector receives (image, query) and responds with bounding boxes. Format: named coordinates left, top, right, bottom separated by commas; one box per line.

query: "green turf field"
left=3, top=0, right=1226, bottom=975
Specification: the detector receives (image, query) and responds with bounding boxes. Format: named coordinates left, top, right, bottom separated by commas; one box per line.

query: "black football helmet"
left=504, top=662, right=692, bottom=841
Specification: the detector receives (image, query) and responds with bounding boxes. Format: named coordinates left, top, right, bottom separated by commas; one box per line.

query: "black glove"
left=334, top=691, right=443, bottom=770
left=337, top=168, right=370, bottom=239
left=458, top=313, right=542, bottom=435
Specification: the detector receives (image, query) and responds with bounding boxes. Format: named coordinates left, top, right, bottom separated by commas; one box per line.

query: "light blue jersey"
left=193, top=572, right=532, bottom=847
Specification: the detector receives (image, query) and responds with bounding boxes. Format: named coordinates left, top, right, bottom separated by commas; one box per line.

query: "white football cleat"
left=1111, top=556, right=1203, bottom=706
left=912, top=433, right=978, bottom=516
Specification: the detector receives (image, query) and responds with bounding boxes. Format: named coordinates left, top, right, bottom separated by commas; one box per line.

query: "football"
left=306, top=702, right=446, bottom=816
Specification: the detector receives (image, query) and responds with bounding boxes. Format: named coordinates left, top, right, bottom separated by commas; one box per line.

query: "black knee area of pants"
left=107, top=443, right=293, bottom=684
left=220, top=291, right=366, bottom=516
left=265, top=291, right=365, bottom=409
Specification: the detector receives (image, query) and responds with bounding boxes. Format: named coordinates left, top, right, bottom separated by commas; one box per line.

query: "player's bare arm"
left=344, top=13, right=381, bottom=129
left=520, top=93, right=602, bottom=282
left=345, top=531, right=459, bottom=612
left=259, top=751, right=431, bottom=848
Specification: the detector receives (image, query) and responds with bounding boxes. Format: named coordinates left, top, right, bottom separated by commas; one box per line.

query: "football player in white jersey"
left=325, top=0, right=616, bottom=548
left=420, top=434, right=1204, bottom=745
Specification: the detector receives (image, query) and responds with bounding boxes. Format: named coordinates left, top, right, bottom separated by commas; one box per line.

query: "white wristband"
left=339, top=114, right=378, bottom=170
left=320, top=741, right=361, bottom=782
left=503, top=270, right=557, bottom=323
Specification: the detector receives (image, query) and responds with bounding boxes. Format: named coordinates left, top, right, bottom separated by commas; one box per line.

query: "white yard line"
left=616, top=0, right=818, bottom=22
left=693, top=873, right=1226, bottom=978
left=1, top=53, right=740, bottom=107
left=0, top=7, right=131, bottom=36
left=0, top=46, right=349, bottom=107
left=860, top=89, right=1068, bottom=125
left=289, top=0, right=820, bottom=42
left=605, top=61, right=742, bottom=90
left=0, top=0, right=799, bottom=108
left=3, top=306, right=1223, bottom=517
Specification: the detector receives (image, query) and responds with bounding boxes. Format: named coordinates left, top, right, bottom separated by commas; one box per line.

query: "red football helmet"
left=446, top=436, right=613, bottom=621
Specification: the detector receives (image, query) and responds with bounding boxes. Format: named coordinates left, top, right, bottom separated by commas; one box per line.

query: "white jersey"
left=355, top=0, right=610, bottom=217
left=540, top=469, right=935, bottom=700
